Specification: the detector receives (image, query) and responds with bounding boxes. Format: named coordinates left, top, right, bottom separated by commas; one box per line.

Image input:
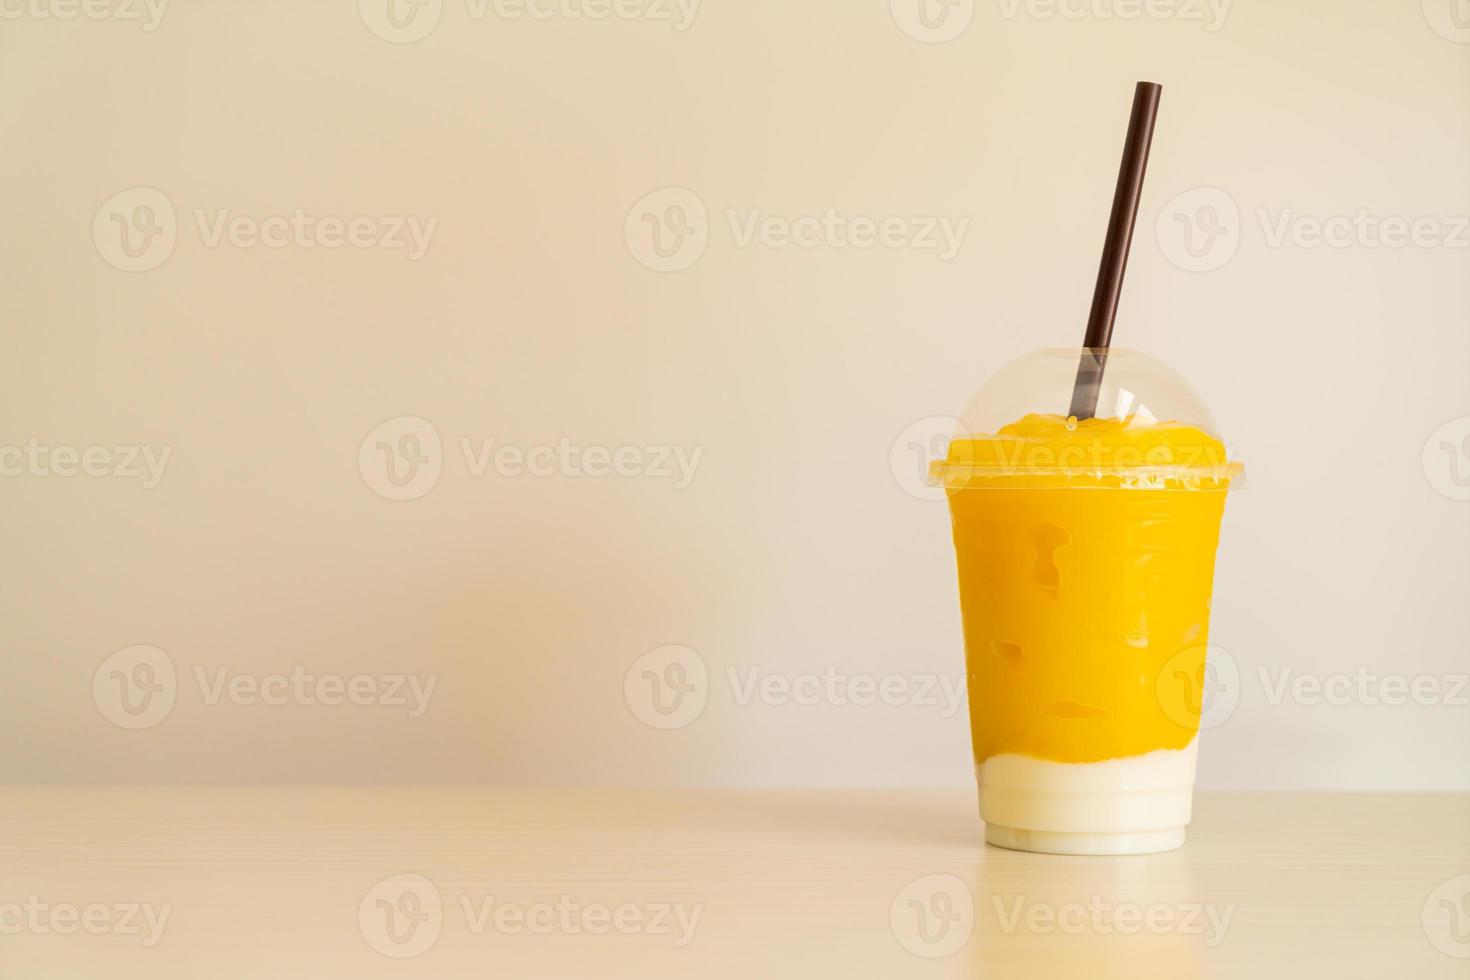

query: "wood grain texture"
left=0, top=789, right=1465, bottom=978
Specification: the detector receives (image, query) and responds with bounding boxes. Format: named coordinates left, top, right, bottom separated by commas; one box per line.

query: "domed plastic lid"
left=929, top=348, right=1244, bottom=491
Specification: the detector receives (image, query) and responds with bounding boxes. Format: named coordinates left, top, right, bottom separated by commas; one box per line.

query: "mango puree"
left=939, top=414, right=1232, bottom=765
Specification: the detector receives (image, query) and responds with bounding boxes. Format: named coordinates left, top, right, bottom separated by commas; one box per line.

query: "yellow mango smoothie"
left=933, top=412, right=1238, bottom=854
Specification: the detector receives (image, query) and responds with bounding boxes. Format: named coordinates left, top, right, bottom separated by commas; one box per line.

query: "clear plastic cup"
left=930, top=348, right=1243, bottom=855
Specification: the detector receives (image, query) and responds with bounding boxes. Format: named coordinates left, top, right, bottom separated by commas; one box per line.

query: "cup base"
left=975, top=744, right=1197, bottom=856
left=984, top=824, right=1185, bottom=856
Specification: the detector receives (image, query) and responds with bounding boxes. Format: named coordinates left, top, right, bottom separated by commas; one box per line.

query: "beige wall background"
left=2, top=0, right=1466, bottom=789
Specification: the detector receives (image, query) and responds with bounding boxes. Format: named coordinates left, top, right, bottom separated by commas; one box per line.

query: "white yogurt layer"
left=977, top=740, right=1199, bottom=855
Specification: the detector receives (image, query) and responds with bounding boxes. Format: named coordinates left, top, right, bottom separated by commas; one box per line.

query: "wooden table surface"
left=0, top=789, right=1466, bottom=978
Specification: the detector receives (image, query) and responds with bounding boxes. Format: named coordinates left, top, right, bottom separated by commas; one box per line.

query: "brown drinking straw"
left=1068, top=81, right=1163, bottom=420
